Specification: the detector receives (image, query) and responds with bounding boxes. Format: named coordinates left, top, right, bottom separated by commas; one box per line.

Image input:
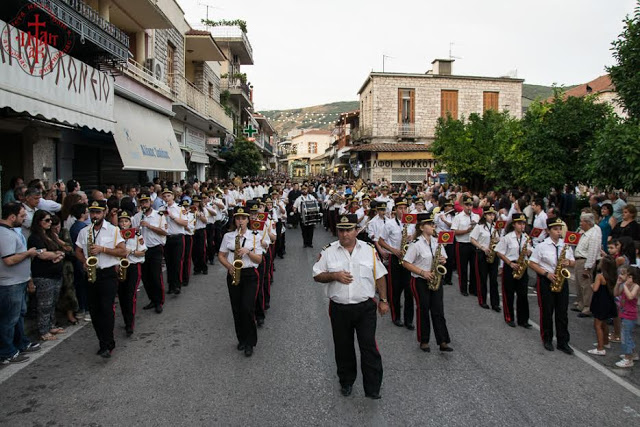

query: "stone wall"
left=153, top=28, right=184, bottom=88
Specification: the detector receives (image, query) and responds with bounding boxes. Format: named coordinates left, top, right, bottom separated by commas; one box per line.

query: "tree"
left=585, top=117, right=640, bottom=192
left=220, top=137, right=262, bottom=177
left=608, top=2, right=640, bottom=119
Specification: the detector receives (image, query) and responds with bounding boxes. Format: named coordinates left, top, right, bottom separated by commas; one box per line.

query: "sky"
left=177, top=0, right=637, bottom=111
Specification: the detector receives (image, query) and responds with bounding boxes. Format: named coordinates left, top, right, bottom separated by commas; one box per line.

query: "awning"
left=190, top=151, right=209, bottom=164
left=113, top=97, right=187, bottom=172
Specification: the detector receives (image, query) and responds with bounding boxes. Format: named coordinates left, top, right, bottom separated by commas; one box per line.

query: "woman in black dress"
left=610, top=204, right=640, bottom=242
left=588, top=255, right=619, bottom=356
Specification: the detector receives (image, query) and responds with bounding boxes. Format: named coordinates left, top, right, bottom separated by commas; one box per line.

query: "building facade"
left=285, top=130, right=332, bottom=177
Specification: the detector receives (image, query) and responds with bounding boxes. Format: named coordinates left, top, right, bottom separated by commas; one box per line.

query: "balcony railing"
left=121, top=58, right=171, bottom=96
left=398, top=123, right=416, bottom=138
left=350, top=128, right=371, bottom=141
left=220, top=78, right=251, bottom=100
left=209, top=26, right=254, bottom=61
left=32, top=0, right=129, bottom=61
left=170, top=74, right=234, bottom=132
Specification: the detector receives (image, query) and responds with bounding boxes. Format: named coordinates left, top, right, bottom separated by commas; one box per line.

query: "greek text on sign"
left=140, top=145, right=170, bottom=159
left=372, top=160, right=434, bottom=168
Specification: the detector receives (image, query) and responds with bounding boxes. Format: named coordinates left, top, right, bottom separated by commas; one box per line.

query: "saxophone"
left=231, top=232, right=244, bottom=286
left=86, top=221, right=98, bottom=283
left=428, top=243, right=447, bottom=291
left=399, top=223, right=409, bottom=264
left=550, top=244, right=571, bottom=292
left=512, top=234, right=531, bottom=280
left=486, top=227, right=500, bottom=264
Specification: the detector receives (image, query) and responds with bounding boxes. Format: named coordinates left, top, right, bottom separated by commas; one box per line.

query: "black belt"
left=575, top=257, right=586, bottom=260
left=167, top=234, right=184, bottom=239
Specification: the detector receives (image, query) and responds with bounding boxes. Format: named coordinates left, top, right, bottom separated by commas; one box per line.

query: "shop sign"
left=185, top=126, right=206, bottom=153
left=371, top=160, right=434, bottom=168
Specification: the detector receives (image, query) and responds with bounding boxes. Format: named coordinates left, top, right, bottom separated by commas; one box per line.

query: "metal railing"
left=220, top=78, right=251, bottom=100
left=170, top=73, right=234, bottom=132
left=121, top=58, right=171, bottom=96
left=398, top=123, right=416, bottom=137
left=60, top=0, right=129, bottom=45
left=209, top=26, right=254, bottom=60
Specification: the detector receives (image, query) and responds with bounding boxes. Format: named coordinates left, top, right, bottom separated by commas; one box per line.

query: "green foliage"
left=220, top=137, right=262, bottom=177
left=607, top=2, right=640, bottom=119
left=585, top=117, right=640, bottom=192
left=220, top=90, right=231, bottom=106
left=201, top=19, right=248, bottom=33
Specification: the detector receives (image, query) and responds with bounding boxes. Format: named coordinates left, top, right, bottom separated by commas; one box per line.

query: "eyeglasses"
left=42, top=218, right=52, bottom=223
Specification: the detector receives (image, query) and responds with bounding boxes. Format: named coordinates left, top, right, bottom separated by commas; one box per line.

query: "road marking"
left=0, top=322, right=88, bottom=385
left=528, top=320, right=640, bottom=399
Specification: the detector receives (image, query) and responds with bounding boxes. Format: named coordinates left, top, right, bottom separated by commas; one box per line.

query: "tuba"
left=231, top=232, right=244, bottom=286
left=512, top=234, right=531, bottom=280
left=86, top=221, right=98, bottom=283
left=550, top=244, right=571, bottom=292
left=428, top=243, right=447, bottom=291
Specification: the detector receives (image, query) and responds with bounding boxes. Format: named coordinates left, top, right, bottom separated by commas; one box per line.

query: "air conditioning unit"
left=144, top=58, right=164, bottom=82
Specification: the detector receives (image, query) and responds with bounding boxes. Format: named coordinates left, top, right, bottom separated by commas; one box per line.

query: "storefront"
left=350, top=146, right=437, bottom=183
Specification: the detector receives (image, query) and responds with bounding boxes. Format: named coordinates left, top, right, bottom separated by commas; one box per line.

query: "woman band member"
left=470, top=206, right=501, bottom=311
left=402, top=212, right=453, bottom=353
left=191, top=195, right=209, bottom=275
left=218, top=206, right=264, bottom=357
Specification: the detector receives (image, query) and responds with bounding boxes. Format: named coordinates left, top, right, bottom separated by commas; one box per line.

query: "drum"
left=300, top=200, right=322, bottom=226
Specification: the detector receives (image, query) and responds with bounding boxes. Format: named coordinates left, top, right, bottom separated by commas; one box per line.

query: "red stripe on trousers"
left=501, top=269, right=511, bottom=323
left=536, top=276, right=544, bottom=342
left=253, top=268, right=261, bottom=321
left=455, top=242, right=462, bottom=291
left=411, top=277, right=422, bottom=343
left=475, top=254, right=483, bottom=305
left=160, top=245, right=165, bottom=304
left=388, top=259, right=396, bottom=321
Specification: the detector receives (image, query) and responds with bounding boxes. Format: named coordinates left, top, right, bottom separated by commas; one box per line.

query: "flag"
left=401, top=213, right=417, bottom=224
left=495, top=220, right=507, bottom=230
left=564, top=231, right=581, bottom=246
left=121, top=228, right=137, bottom=240
left=530, top=227, right=543, bottom=238
left=250, top=220, right=265, bottom=231
left=438, top=231, right=454, bottom=244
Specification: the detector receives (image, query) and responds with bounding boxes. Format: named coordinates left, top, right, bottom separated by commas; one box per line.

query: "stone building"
left=286, top=130, right=333, bottom=177
left=351, top=59, right=523, bottom=183
left=555, top=74, right=627, bottom=118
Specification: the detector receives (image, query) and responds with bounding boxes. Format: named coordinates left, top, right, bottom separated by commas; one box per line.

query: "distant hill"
left=260, top=84, right=571, bottom=136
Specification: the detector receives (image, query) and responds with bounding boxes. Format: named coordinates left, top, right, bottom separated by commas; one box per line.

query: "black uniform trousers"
left=118, top=263, right=141, bottom=330
left=329, top=299, right=383, bottom=395
left=410, top=277, right=450, bottom=345
left=206, top=223, right=216, bottom=263
left=443, top=241, right=455, bottom=285
left=182, top=234, right=193, bottom=286
left=192, top=228, right=208, bottom=274
left=300, top=222, right=315, bottom=247
left=501, top=263, right=530, bottom=325
left=265, top=244, right=275, bottom=307
left=164, top=235, right=184, bottom=293
left=142, top=245, right=164, bottom=306
left=388, top=254, right=414, bottom=325
left=329, top=209, right=338, bottom=235
left=255, top=257, right=268, bottom=321
left=456, top=242, right=477, bottom=294
left=275, top=221, right=286, bottom=257
left=87, top=267, right=118, bottom=352
left=214, top=220, right=227, bottom=256
left=227, top=268, right=259, bottom=348
left=536, top=275, right=570, bottom=346
left=475, top=249, right=500, bottom=308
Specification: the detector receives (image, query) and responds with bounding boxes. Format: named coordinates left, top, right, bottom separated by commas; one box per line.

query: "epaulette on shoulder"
left=322, top=243, right=332, bottom=251
left=412, top=238, right=419, bottom=243
left=366, top=242, right=375, bottom=248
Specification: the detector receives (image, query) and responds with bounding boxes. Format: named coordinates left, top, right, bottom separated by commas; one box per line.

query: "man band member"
left=529, top=217, right=576, bottom=354
left=75, top=200, right=127, bottom=358
left=191, top=195, right=209, bottom=275
left=293, top=185, right=317, bottom=248
left=470, top=206, right=500, bottom=311
left=218, top=206, right=263, bottom=357
left=435, top=200, right=455, bottom=286
left=132, top=191, right=167, bottom=313
left=163, top=189, right=188, bottom=295
left=451, top=196, right=479, bottom=296
left=378, top=198, right=415, bottom=329
left=273, top=191, right=287, bottom=258
left=402, top=212, right=453, bottom=353
left=117, top=210, right=147, bottom=336
left=181, top=199, right=195, bottom=287
left=494, top=213, right=533, bottom=328
left=313, top=213, right=389, bottom=399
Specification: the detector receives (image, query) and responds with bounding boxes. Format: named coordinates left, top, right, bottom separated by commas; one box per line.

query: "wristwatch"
left=380, top=298, right=388, bottom=303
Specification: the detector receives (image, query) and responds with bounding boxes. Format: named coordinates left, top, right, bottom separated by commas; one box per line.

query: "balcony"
left=120, top=58, right=171, bottom=97
left=210, top=26, right=254, bottom=65
left=350, top=128, right=372, bottom=142
left=33, top=0, right=129, bottom=61
left=221, top=78, right=252, bottom=108
left=170, top=74, right=234, bottom=133
left=398, top=123, right=416, bottom=138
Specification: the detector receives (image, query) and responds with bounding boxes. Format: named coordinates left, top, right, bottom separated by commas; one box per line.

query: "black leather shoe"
left=461, top=291, right=469, bottom=297
left=420, top=343, right=431, bottom=352
left=202, top=271, right=208, bottom=275
left=469, top=291, right=477, bottom=296
left=543, top=342, right=554, bottom=351
left=167, top=288, right=174, bottom=295
left=557, top=344, right=574, bottom=355
left=193, top=271, right=201, bottom=275
left=480, top=303, right=490, bottom=309
left=570, top=307, right=581, bottom=312
left=492, top=306, right=501, bottom=313
left=98, top=349, right=111, bottom=359
left=155, top=304, right=163, bottom=314
left=365, top=392, right=381, bottom=400
left=143, top=302, right=156, bottom=310
left=577, top=312, right=592, bottom=318
left=507, top=321, right=516, bottom=328
left=519, top=323, right=533, bottom=329
left=182, top=282, right=189, bottom=287
left=126, top=327, right=133, bottom=337
left=257, top=318, right=264, bottom=328
left=237, top=343, right=245, bottom=351
left=244, top=346, right=253, bottom=357
left=265, top=303, right=270, bottom=310
left=174, top=288, right=181, bottom=295
left=439, top=345, right=454, bottom=352
left=405, top=323, right=415, bottom=331
left=392, top=319, right=404, bottom=327
left=340, top=385, right=353, bottom=396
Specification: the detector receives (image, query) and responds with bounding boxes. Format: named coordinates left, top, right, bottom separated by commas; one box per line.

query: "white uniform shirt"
left=132, top=209, right=167, bottom=248
left=495, top=231, right=532, bottom=262
left=470, top=223, right=494, bottom=249
left=435, top=211, right=454, bottom=233
left=312, top=240, right=387, bottom=304
left=220, top=229, right=264, bottom=268
left=223, top=193, right=236, bottom=208
left=380, top=217, right=415, bottom=250
left=123, top=231, right=147, bottom=264
left=375, top=196, right=393, bottom=214
left=293, top=194, right=316, bottom=211
left=451, top=212, right=480, bottom=243
left=529, top=237, right=575, bottom=274
left=367, top=215, right=387, bottom=242
left=185, top=211, right=195, bottom=235
left=403, top=235, right=448, bottom=278
left=355, top=207, right=367, bottom=229
left=75, top=221, right=125, bottom=269
left=194, top=208, right=209, bottom=230
left=165, top=203, right=186, bottom=235
left=532, top=211, right=548, bottom=245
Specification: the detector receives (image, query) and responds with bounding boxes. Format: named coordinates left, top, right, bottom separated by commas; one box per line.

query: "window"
left=167, top=42, right=176, bottom=91
left=397, top=89, right=415, bottom=123
left=208, top=82, right=214, bottom=98
left=308, top=142, right=317, bottom=154
left=483, top=91, right=499, bottom=112
left=441, top=90, right=458, bottom=119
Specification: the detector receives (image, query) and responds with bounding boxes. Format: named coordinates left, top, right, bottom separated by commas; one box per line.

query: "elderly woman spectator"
left=610, top=204, right=640, bottom=242
left=572, top=212, right=602, bottom=317
left=599, top=203, right=617, bottom=253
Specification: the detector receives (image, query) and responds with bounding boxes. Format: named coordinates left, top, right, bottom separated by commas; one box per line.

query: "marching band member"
left=181, top=199, right=195, bottom=287
left=273, top=191, right=287, bottom=258
left=368, top=202, right=389, bottom=260
left=74, top=200, right=127, bottom=358
left=494, top=213, right=533, bottom=328
left=261, top=198, right=278, bottom=311
left=249, top=201, right=271, bottom=327
left=132, top=191, right=167, bottom=314
left=470, top=206, right=501, bottom=311
left=451, top=196, right=480, bottom=296
left=205, top=192, right=224, bottom=265
left=312, top=213, right=389, bottom=399
left=163, top=189, right=187, bottom=295
left=293, top=185, right=317, bottom=248
left=402, top=212, right=452, bottom=352
left=409, top=197, right=426, bottom=214
left=375, top=185, right=393, bottom=215
left=529, top=217, right=576, bottom=354
left=531, top=198, right=548, bottom=246
left=218, top=206, right=264, bottom=357
left=378, top=198, right=415, bottom=329
left=117, top=210, right=147, bottom=336
left=192, top=195, right=209, bottom=275
left=436, top=200, right=456, bottom=286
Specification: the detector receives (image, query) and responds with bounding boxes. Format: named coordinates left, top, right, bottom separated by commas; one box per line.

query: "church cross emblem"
left=243, top=124, right=257, bottom=137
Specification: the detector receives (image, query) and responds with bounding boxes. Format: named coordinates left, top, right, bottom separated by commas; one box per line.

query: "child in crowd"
left=607, top=239, right=629, bottom=343
left=588, top=255, right=619, bottom=356
left=614, top=266, right=639, bottom=368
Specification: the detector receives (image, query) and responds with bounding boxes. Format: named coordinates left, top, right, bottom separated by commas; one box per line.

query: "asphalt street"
left=1, top=227, right=640, bottom=426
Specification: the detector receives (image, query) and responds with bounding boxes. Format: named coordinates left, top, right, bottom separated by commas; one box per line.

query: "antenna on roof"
left=448, top=42, right=462, bottom=60
left=382, top=54, right=394, bottom=72
left=199, top=2, right=222, bottom=22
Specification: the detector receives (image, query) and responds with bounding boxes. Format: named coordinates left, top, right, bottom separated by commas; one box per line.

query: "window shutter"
left=409, top=89, right=415, bottom=123
left=397, top=89, right=402, bottom=123
left=441, top=90, right=458, bottom=119
left=483, top=92, right=499, bottom=112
